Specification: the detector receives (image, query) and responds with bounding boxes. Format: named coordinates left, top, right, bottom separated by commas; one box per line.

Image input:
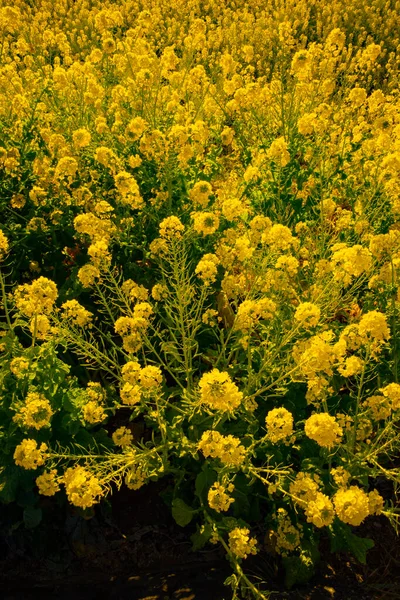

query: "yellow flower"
left=77, top=264, right=100, bottom=287
left=198, top=369, right=243, bottom=412
left=14, top=439, right=48, bottom=470
left=14, top=277, right=58, bottom=317
left=289, top=472, right=320, bottom=508
left=121, top=361, right=141, bottom=384
left=228, top=527, right=257, bottom=559
left=0, top=229, right=9, bottom=260
left=139, top=365, right=163, bottom=389
left=305, top=492, right=335, bottom=528
left=275, top=509, right=303, bottom=556
left=191, top=211, right=220, bottom=236
left=125, top=116, right=147, bottom=141
left=189, top=180, right=212, bottom=208
left=334, top=486, right=370, bottom=526
left=120, top=382, right=142, bottom=405
left=195, top=254, right=219, bottom=285
left=30, top=314, right=52, bottom=340
left=330, top=245, right=372, bottom=286
left=63, top=466, right=103, bottom=508
left=72, top=128, right=91, bottom=148
left=304, top=413, right=343, bottom=448
left=88, top=239, right=112, bottom=267
left=198, top=430, right=246, bottom=467
left=159, top=216, right=185, bottom=239
left=151, top=284, right=168, bottom=301
left=368, top=490, right=384, bottom=515
left=358, top=311, right=390, bottom=344
left=9, top=357, right=30, bottom=378
left=16, top=391, right=53, bottom=430
left=331, top=466, right=351, bottom=488
left=337, top=356, right=364, bottom=377
left=379, top=382, right=400, bottom=410
left=266, top=136, right=290, bottom=167
left=112, top=426, right=133, bottom=447
left=54, top=156, right=78, bottom=180
left=294, top=303, right=321, bottom=328
left=265, top=408, right=294, bottom=443
left=208, top=482, right=235, bottom=512
left=61, top=300, right=92, bottom=327
left=82, top=400, right=106, bottom=424
left=36, top=470, right=60, bottom=496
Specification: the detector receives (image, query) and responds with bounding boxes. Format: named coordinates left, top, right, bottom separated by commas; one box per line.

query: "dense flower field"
left=1, top=0, right=400, bottom=597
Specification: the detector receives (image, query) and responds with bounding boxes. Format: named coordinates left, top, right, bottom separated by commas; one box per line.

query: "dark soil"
left=1, top=481, right=400, bottom=600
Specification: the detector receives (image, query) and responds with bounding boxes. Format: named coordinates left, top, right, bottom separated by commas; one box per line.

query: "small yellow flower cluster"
left=191, top=211, right=220, bottom=236
left=331, top=467, right=351, bottom=488
left=289, top=472, right=320, bottom=508
left=261, top=224, right=297, bottom=251
left=266, top=137, right=290, bottom=167
left=159, top=216, right=185, bottom=239
left=265, top=407, right=294, bottom=443
left=198, top=430, right=246, bottom=467
left=198, top=368, right=243, bottom=412
left=337, top=355, right=364, bottom=377
left=380, top=383, right=400, bottom=410
left=189, top=181, right=213, bottom=208
left=330, top=245, right=372, bottom=286
left=122, top=280, right=149, bottom=302
left=304, top=492, right=335, bottom=528
left=202, top=308, right=219, bottom=325
left=358, top=311, right=390, bottom=346
left=82, top=400, right=106, bottom=424
left=36, top=470, right=60, bottom=496
left=140, top=365, right=163, bottom=389
left=119, top=361, right=162, bottom=405
left=14, top=439, right=48, bottom=470
left=14, top=277, right=58, bottom=317
left=294, top=302, right=321, bottom=329
left=125, top=116, right=147, bottom=141
left=228, top=527, right=257, bottom=559
left=304, top=413, right=343, bottom=448
left=333, top=486, right=370, bottom=526
left=275, top=509, right=302, bottom=556
left=61, top=300, right=93, bottom=327
left=208, top=482, right=235, bottom=512
left=234, top=297, right=276, bottom=331
left=9, top=357, right=30, bottom=378
left=87, top=239, right=112, bottom=268
left=0, top=229, right=9, bottom=260
left=125, top=464, right=147, bottom=490
left=72, top=128, right=91, bottom=149
left=112, top=426, right=133, bottom=447
left=151, top=283, right=168, bottom=301
left=74, top=213, right=115, bottom=243
left=195, top=253, right=219, bottom=285
left=114, top=171, right=143, bottom=209
left=77, top=263, right=101, bottom=287
left=63, top=466, right=103, bottom=509
left=15, top=391, right=53, bottom=430
left=54, top=156, right=78, bottom=181
left=114, top=305, right=153, bottom=353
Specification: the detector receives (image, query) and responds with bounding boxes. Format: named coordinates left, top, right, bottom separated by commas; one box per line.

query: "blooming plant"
left=1, top=0, right=400, bottom=598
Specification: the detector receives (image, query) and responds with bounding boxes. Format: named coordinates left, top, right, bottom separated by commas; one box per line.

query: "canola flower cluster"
left=2, top=0, right=400, bottom=592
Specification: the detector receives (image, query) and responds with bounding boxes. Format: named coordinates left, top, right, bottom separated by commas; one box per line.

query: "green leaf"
left=195, top=467, right=217, bottom=502
left=171, top=498, right=195, bottom=527
left=342, top=529, right=374, bottom=564
left=23, top=506, right=42, bottom=529
left=329, top=520, right=374, bottom=564
left=191, top=522, right=212, bottom=550
left=283, top=541, right=320, bottom=589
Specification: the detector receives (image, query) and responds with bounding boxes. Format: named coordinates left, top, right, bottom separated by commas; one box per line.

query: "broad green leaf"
left=172, top=498, right=195, bottom=527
